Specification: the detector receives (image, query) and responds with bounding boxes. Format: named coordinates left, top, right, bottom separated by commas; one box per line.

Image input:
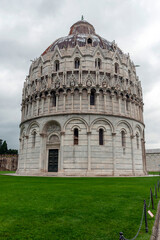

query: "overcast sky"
left=0, top=0, right=160, bottom=150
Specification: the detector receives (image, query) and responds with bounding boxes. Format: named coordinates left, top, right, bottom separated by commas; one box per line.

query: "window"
left=136, top=134, right=139, bottom=149
left=41, top=66, right=43, bottom=75
left=52, top=92, right=56, bottom=107
left=55, top=60, right=59, bottom=71
left=90, top=89, right=95, bottom=105
left=74, top=128, right=79, bottom=145
left=87, top=38, right=92, bottom=44
left=32, top=131, right=36, bottom=148
left=75, top=58, right=80, bottom=69
left=126, top=101, right=129, bottom=111
left=95, top=58, right=101, bottom=69
left=99, top=129, right=104, bottom=145
left=126, top=95, right=129, bottom=111
left=115, top=63, right=119, bottom=74
left=121, top=131, right=126, bottom=147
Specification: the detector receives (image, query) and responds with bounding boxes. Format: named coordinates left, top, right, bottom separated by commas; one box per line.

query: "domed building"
left=17, top=19, right=147, bottom=176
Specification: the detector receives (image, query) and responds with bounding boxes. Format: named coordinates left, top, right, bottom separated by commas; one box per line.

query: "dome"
left=42, top=19, right=123, bottom=55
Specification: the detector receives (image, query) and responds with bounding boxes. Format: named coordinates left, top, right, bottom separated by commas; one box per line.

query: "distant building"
left=146, top=149, right=160, bottom=172
left=17, top=19, right=146, bottom=176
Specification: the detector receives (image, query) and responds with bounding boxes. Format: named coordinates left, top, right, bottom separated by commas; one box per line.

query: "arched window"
left=90, top=89, right=95, bottom=105
left=99, top=129, right=104, bottom=145
left=115, top=63, right=119, bottom=74
left=51, top=92, right=56, bottom=107
left=74, top=128, right=79, bottom=145
left=121, top=131, right=126, bottom=147
left=75, top=58, right=80, bottom=69
left=95, top=58, right=101, bottom=69
left=32, top=131, right=36, bottom=148
left=55, top=60, right=59, bottom=72
left=87, top=38, right=92, bottom=45
left=136, top=134, right=139, bottom=149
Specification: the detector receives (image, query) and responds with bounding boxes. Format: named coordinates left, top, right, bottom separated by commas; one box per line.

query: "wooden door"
left=48, top=149, right=58, bottom=172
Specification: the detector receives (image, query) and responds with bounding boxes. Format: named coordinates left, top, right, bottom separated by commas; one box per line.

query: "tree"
left=0, top=139, right=18, bottom=154
left=0, top=140, right=8, bottom=154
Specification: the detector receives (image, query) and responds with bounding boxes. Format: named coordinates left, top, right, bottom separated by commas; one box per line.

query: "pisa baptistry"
left=17, top=19, right=147, bottom=176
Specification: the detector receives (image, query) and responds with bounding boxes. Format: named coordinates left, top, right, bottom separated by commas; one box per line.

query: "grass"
left=148, top=171, right=160, bottom=175
left=0, top=175, right=159, bottom=240
left=0, top=171, right=15, bottom=175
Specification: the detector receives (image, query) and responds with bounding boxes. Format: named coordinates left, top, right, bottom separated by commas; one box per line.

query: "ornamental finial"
left=81, top=15, right=84, bottom=20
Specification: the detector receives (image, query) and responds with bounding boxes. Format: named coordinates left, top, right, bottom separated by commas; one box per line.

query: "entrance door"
left=48, top=149, right=58, bottom=172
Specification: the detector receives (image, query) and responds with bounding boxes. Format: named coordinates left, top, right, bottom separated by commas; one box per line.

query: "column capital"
left=112, top=132, right=116, bottom=136
left=87, top=131, right=91, bottom=135
left=60, top=131, right=65, bottom=136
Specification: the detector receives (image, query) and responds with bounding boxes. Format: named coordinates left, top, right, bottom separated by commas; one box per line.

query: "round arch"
left=116, top=120, right=133, bottom=135
left=63, top=117, right=89, bottom=132
left=134, top=124, right=143, bottom=138
left=26, top=121, right=40, bottom=136
left=42, top=120, right=61, bottom=134
left=90, top=118, right=114, bottom=133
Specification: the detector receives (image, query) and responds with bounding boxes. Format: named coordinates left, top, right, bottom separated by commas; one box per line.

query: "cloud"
left=0, top=0, right=160, bottom=150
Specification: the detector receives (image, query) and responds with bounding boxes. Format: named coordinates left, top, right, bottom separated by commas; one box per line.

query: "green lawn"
left=0, top=175, right=159, bottom=240
left=148, top=171, right=160, bottom=175
left=0, top=171, right=16, bottom=175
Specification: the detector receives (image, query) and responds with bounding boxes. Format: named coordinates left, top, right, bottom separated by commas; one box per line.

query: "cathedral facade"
left=17, top=19, right=147, bottom=176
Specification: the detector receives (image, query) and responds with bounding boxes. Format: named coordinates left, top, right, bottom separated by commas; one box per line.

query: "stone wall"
left=146, top=149, right=160, bottom=172
left=0, top=154, right=18, bottom=171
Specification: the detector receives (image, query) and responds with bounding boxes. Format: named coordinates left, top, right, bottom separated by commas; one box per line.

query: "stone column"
left=129, top=100, right=132, bottom=118
left=111, top=92, right=114, bottom=114
left=88, top=90, right=91, bottom=111
left=80, top=70, right=82, bottom=84
left=104, top=92, right=107, bottom=112
left=87, top=131, right=91, bottom=172
left=21, top=103, right=25, bottom=121
left=141, top=138, right=147, bottom=174
left=41, top=92, right=45, bottom=114
left=131, top=135, right=135, bottom=175
left=32, top=99, right=34, bottom=116
left=118, top=94, right=121, bottom=115
left=36, top=94, right=40, bottom=116
left=24, top=135, right=29, bottom=171
left=63, top=72, right=65, bottom=85
left=71, top=90, right=74, bottom=111
left=96, top=92, right=99, bottom=112
left=112, top=133, right=116, bottom=175
left=63, top=91, right=66, bottom=111
left=78, top=70, right=81, bottom=84
left=123, top=96, right=127, bottom=115
left=29, top=99, right=32, bottom=117
left=39, top=133, right=47, bottom=172
left=79, top=90, right=82, bottom=111
left=60, top=131, right=65, bottom=172
left=47, top=92, right=51, bottom=114
left=56, top=93, right=59, bottom=112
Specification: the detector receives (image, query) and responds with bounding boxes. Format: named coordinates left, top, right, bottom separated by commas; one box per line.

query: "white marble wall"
left=17, top=115, right=146, bottom=176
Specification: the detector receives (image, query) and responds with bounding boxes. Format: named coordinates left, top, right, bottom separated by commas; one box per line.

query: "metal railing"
left=119, top=179, right=160, bottom=240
